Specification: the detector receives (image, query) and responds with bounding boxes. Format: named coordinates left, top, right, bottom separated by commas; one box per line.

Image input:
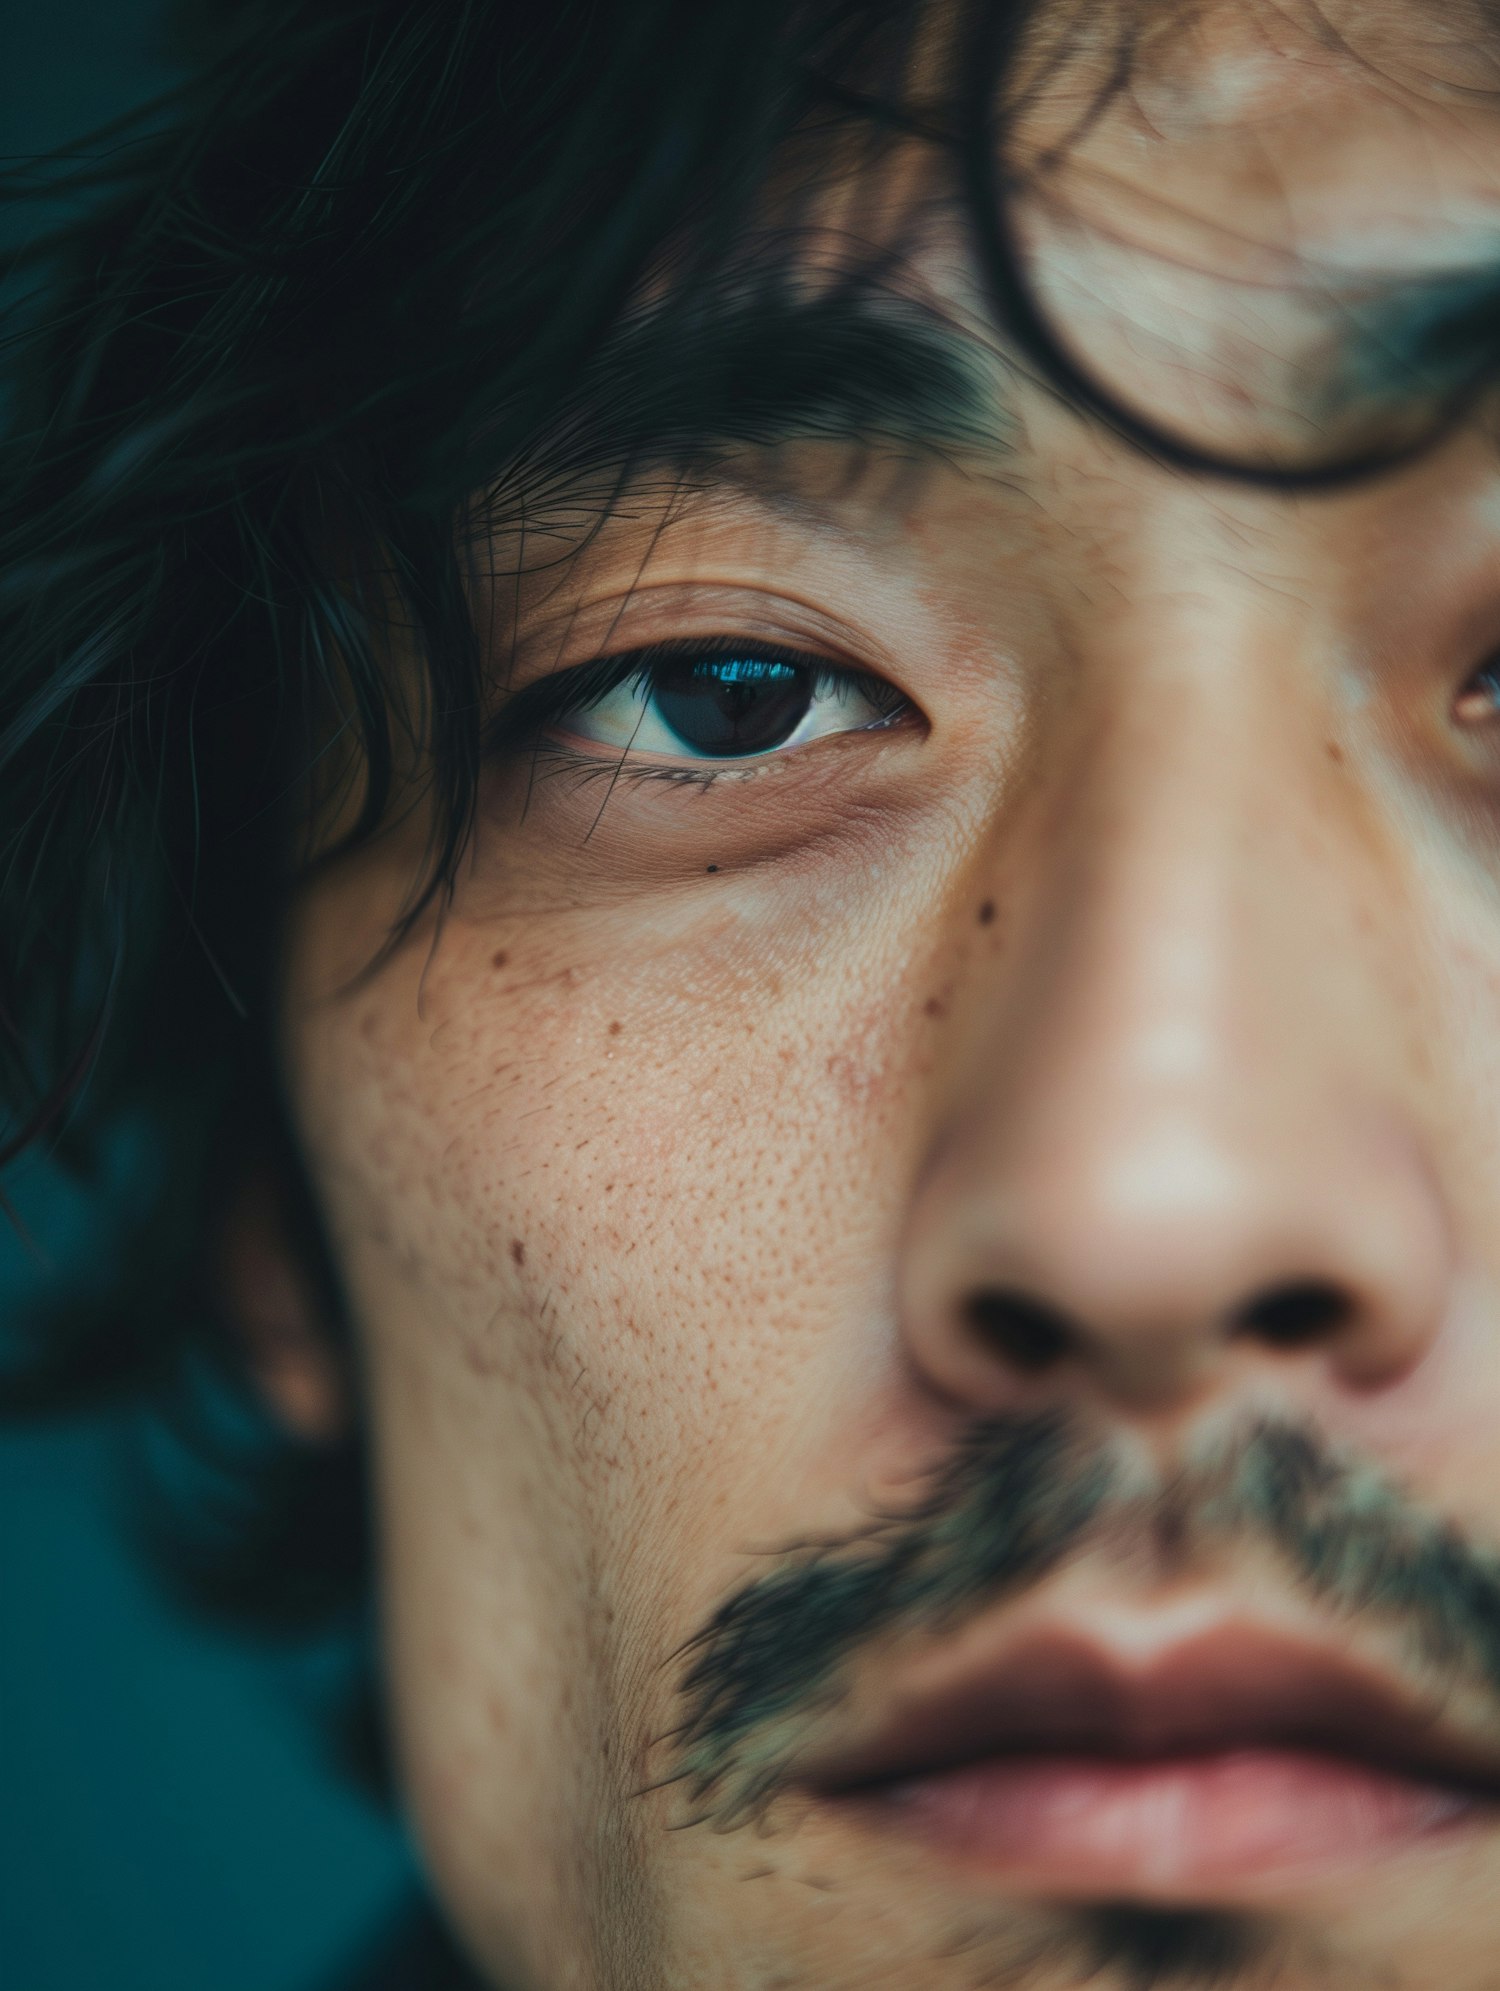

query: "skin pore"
left=275, top=4, right=1500, bottom=1986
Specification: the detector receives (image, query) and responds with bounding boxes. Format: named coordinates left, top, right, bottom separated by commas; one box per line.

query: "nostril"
left=1233, top=1280, right=1354, bottom=1349
left=965, top=1289, right=1077, bottom=1373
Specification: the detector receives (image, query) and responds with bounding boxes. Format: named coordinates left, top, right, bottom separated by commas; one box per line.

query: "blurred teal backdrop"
left=0, top=6, right=417, bottom=1987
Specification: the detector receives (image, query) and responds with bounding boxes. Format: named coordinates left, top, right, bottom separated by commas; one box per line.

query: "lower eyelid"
left=531, top=737, right=747, bottom=791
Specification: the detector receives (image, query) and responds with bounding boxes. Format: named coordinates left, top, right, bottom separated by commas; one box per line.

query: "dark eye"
left=651, top=656, right=812, bottom=757
left=548, top=644, right=907, bottom=764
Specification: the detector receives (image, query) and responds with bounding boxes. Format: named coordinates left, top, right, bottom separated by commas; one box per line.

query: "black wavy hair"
left=5, top=0, right=1500, bottom=1787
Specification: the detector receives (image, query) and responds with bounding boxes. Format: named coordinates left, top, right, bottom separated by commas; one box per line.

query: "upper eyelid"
left=501, top=573, right=906, bottom=681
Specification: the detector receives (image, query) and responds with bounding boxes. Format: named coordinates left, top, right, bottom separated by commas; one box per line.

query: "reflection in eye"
left=541, top=641, right=908, bottom=762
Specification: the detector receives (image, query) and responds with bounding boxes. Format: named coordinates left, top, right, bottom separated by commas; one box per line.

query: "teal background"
left=0, top=6, right=417, bottom=1986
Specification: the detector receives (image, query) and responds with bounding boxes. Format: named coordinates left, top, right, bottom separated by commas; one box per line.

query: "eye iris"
left=652, top=656, right=812, bottom=758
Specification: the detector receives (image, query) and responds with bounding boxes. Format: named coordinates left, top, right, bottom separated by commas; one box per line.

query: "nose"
left=900, top=641, right=1452, bottom=1422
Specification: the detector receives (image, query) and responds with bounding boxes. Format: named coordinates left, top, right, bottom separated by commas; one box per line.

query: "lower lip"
left=856, top=1750, right=1481, bottom=1895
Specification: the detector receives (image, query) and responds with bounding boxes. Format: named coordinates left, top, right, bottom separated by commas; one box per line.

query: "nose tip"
left=903, top=1112, right=1451, bottom=1419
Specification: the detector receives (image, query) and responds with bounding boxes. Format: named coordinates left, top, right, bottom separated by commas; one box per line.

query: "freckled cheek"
left=443, top=924, right=930, bottom=1191
left=822, top=990, right=934, bottom=1113
left=302, top=901, right=936, bottom=1355
left=428, top=1005, right=771, bottom=1270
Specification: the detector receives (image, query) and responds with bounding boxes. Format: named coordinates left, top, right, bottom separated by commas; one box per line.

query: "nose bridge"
left=1000, top=595, right=1347, bottom=1135
left=899, top=586, right=1451, bottom=1417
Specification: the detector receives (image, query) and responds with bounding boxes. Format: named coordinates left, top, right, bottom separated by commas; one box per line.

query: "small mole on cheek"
left=492, top=949, right=509, bottom=969
left=510, top=1239, right=526, bottom=1267
left=923, top=995, right=946, bottom=1019
left=978, top=901, right=996, bottom=926
left=706, top=864, right=720, bottom=874
left=609, top=1020, right=622, bottom=1036
left=1325, top=742, right=1344, bottom=766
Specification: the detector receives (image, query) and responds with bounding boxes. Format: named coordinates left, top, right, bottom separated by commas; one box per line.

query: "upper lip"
left=796, top=1619, right=1500, bottom=1801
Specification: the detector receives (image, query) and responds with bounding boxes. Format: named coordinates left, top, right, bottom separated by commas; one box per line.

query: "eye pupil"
left=652, top=656, right=812, bottom=757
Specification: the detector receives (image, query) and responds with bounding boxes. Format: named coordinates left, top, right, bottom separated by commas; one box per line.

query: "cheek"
left=279, top=862, right=955, bottom=1887
left=276, top=796, right=999, bottom=1971
left=285, top=868, right=942, bottom=1517
left=421, top=930, right=886, bottom=1416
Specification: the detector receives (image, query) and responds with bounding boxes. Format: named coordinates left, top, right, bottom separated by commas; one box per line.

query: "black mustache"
left=664, top=1414, right=1500, bottom=1828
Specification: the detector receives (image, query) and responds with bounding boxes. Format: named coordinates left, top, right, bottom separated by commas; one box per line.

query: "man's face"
left=282, top=5, right=1500, bottom=1985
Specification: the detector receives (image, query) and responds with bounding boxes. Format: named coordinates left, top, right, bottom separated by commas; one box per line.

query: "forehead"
left=1019, top=0, right=1500, bottom=239
left=961, top=0, right=1500, bottom=464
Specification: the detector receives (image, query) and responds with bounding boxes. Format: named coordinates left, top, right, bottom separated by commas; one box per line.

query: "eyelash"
left=485, top=635, right=911, bottom=779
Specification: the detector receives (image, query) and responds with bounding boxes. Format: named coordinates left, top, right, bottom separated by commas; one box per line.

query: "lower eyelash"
left=525, top=693, right=913, bottom=798
left=528, top=740, right=733, bottom=794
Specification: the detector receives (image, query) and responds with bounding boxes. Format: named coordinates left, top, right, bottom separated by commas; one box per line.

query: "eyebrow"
left=496, top=281, right=1010, bottom=511
left=483, top=243, right=1500, bottom=544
